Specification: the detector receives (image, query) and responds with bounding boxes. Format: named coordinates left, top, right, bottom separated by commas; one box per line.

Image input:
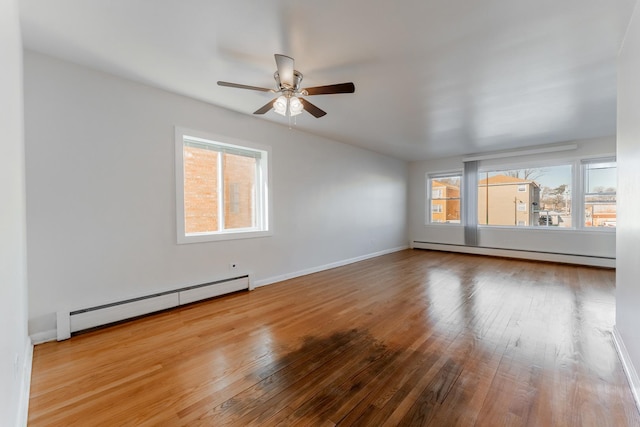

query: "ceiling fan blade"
left=300, top=98, right=327, bottom=118
left=304, top=82, right=355, bottom=96
left=253, top=98, right=278, bottom=115
left=217, top=81, right=274, bottom=92
left=275, top=54, right=295, bottom=88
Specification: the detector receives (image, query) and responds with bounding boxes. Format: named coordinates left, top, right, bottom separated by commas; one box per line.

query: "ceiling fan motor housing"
left=274, top=70, right=303, bottom=91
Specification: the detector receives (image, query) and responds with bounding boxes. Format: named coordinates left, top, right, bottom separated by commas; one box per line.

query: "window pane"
left=178, top=129, right=270, bottom=243
left=584, top=161, right=616, bottom=227
left=183, top=146, right=219, bottom=233
left=478, top=165, right=572, bottom=227
left=584, top=198, right=616, bottom=227
left=585, top=162, right=616, bottom=194
left=223, top=153, right=256, bottom=230
left=430, top=176, right=461, bottom=223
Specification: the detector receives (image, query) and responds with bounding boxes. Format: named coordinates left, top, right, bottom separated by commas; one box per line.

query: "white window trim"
left=478, top=161, right=574, bottom=230
left=475, top=156, right=616, bottom=232
left=579, top=157, right=617, bottom=231
left=426, top=171, right=463, bottom=226
left=175, top=127, right=273, bottom=244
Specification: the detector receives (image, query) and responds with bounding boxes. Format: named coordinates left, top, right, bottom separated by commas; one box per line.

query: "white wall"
left=616, top=0, right=640, bottom=407
left=23, top=51, right=408, bottom=338
left=408, top=137, right=616, bottom=262
left=0, top=0, right=30, bottom=425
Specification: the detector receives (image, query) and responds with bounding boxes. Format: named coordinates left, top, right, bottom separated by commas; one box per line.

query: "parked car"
left=539, top=215, right=554, bottom=226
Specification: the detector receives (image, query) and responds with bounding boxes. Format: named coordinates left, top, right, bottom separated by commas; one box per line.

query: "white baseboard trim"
left=613, top=326, right=640, bottom=415
left=30, top=249, right=409, bottom=343
left=17, top=338, right=34, bottom=427
left=30, top=329, right=57, bottom=345
left=412, top=241, right=615, bottom=268
left=253, top=246, right=409, bottom=288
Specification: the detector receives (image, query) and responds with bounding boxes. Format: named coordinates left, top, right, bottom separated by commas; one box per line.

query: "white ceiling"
left=19, top=0, right=636, bottom=161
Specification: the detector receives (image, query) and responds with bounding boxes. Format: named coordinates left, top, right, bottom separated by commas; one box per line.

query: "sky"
left=487, top=163, right=616, bottom=192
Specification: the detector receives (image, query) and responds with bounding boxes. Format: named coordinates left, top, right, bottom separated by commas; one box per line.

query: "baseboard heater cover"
left=412, top=241, right=615, bottom=268
left=57, top=275, right=251, bottom=341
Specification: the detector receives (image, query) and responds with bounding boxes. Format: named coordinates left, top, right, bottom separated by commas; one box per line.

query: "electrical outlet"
left=229, top=262, right=238, bottom=270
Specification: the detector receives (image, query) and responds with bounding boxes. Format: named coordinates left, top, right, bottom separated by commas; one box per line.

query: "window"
left=425, top=151, right=615, bottom=232
left=175, top=128, right=271, bottom=243
left=478, top=165, right=572, bottom=227
left=229, top=183, right=241, bottom=214
left=428, top=174, right=461, bottom=224
left=583, top=159, right=616, bottom=228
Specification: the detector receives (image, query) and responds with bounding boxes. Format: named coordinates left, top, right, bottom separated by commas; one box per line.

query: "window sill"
left=178, top=229, right=273, bottom=244
left=422, top=223, right=615, bottom=234
left=476, top=225, right=615, bottom=233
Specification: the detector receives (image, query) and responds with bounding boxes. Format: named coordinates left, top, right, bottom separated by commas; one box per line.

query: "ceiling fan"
left=217, top=54, right=355, bottom=118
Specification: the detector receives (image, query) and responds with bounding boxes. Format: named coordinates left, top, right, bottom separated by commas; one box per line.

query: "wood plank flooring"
left=28, top=250, right=640, bottom=426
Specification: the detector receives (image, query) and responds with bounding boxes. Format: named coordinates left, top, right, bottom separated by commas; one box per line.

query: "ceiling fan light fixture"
left=273, top=95, right=288, bottom=116
left=289, top=96, right=303, bottom=116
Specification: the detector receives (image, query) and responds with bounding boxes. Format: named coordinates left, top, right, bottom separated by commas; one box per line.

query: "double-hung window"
left=428, top=174, right=462, bottom=224
left=583, top=159, right=616, bottom=228
left=175, top=128, right=271, bottom=243
left=424, top=152, right=616, bottom=232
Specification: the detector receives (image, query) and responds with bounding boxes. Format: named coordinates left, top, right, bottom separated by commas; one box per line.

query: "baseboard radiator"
left=412, top=241, right=615, bottom=268
left=56, top=275, right=252, bottom=341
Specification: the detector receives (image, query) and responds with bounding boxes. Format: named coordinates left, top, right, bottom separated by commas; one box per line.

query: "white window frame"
left=478, top=158, right=580, bottom=232
left=475, top=155, right=617, bottom=232
left=477, top=159, right=574, bottom=229
left=580, top=157, right=617, bottom=230
left=426, top=171, right=463, bottom=225
left=175, top=127, right=272, bottom=244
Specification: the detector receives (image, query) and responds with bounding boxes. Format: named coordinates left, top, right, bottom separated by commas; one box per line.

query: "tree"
left=551, top=184, right=568, bottom=195
left=540, top=184, right=569, bottom=211
left=505, top=168, right=545, bottom=181
left=589, top=186, right=616, bottom=202
left=439, top=177, right=460, bottom=187
left=550, top=184, right=568, bottom=210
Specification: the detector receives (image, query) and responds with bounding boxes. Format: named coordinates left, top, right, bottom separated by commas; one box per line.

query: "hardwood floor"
left=28, top=250, right=640, bottom=426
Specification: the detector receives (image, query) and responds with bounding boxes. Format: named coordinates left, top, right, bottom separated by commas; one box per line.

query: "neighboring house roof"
left=432, top=180, right=460, bottom=190
left=478, top=174, right=539, bottom=187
